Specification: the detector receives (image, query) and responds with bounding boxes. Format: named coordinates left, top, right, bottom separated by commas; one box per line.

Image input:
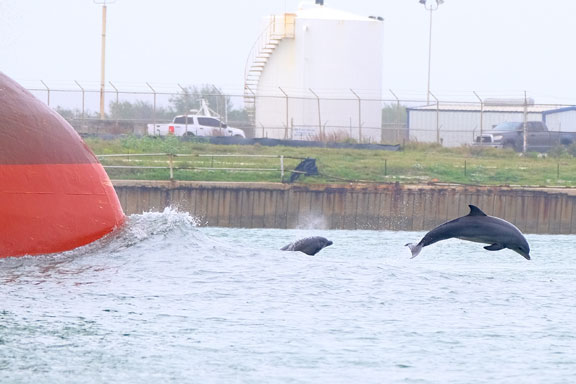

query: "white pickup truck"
left=147, top=100, right=246, bottom=138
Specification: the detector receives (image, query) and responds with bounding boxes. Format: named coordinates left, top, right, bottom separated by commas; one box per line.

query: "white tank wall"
left=255, top=8, right=383, bottom=142
left=408, top=110, right=543, bottom=147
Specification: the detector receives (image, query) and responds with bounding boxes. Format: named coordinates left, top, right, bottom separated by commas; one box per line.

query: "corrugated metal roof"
left=408, top=104, right=569, bottom=113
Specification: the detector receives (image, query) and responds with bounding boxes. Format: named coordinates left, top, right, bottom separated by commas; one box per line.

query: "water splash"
left=0, top=206, right=209, bottom=283
left=296, top=213, right=329, bottom=230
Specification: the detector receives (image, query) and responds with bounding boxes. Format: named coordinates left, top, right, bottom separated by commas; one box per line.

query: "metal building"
left=406, top=102, right=576, bottom=147
left=244, top=1, right=384, bottom=142
left=543, top=106, right=576, bottom=132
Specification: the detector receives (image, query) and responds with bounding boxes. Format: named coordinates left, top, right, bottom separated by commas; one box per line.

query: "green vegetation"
left=381, top=103, right=406, bottom=124
left=168, top=85, right=239, bottom=118
left=85, top=136, right=576, bottom=186
left=109, top=100, right=173, bottom=121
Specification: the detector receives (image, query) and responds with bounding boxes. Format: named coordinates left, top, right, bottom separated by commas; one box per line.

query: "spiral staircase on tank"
left=244, top=13, right=295, bottom=124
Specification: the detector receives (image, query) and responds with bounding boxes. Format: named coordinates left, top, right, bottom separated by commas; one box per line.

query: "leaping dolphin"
left=281, top=236, right=333, bottom=256
left=405, top=205, right=531, bottom=260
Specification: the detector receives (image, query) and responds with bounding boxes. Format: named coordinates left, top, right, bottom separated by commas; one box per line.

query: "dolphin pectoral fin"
left=484, top=243, right=505, bottom=251
left=405, top=243, right=423, bottom=259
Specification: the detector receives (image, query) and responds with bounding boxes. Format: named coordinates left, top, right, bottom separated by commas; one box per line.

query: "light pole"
left=419, top=0, right=443, bottom=105
left=94, top=0, right=115, bottom=119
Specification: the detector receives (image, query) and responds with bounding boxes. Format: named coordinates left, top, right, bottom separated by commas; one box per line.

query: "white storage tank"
left=244, top=1, right=384, bottom=142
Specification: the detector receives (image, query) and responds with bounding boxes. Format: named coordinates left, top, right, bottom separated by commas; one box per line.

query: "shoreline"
left=111, top=180, right=576, bottom=234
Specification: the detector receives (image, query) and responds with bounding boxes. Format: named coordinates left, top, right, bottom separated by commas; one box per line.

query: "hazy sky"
left=2, top=0, right=576, bottom=104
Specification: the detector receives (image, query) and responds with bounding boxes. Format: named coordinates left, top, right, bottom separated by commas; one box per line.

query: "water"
left=1, top=208, right=575, bottom=384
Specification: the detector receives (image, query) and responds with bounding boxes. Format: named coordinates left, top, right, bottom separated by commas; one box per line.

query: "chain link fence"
left=25, top=81, right=576, bottom=147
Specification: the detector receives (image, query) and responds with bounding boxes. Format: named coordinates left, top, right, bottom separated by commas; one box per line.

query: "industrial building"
left=244, top=0, right=384, bottom=142
left=406, top=102, right=576, bottom=147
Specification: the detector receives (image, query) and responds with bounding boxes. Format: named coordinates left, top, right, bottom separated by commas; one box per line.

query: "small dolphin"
left=281, top=236, right=333, bottom=256
left=405, top=205, right=531, bottom=260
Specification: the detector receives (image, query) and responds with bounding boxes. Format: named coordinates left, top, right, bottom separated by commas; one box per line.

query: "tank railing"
left=243, top=15, right=287, bottom=124
left=243, top=15, right=286, bottom=84
left=97, top=153, right=309, bottom=182
left=244, top=18, right=273, bottom=83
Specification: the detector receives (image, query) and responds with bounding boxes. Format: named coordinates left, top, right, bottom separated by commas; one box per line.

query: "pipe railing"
left=96, top=153, right=309, bottom=181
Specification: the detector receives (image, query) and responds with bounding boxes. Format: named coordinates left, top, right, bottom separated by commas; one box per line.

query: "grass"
left=85, top=136, right=576, bottom=187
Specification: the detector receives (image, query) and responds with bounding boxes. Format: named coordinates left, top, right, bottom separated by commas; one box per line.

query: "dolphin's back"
left=423, top=213, right=522, bottom=242
left=281, top=236, right=333, bottom=256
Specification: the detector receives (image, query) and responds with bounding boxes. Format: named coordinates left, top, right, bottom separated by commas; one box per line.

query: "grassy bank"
left=85, top=136, right=576, bottom=187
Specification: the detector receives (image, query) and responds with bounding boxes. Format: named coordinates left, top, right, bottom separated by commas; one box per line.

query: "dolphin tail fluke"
left=405, top=243, right=423, bottom=259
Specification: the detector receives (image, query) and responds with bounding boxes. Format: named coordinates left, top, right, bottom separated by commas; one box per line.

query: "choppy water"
left=1, top=208, right=575, bottom=384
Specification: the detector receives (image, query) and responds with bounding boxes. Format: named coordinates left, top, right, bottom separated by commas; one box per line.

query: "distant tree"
left=227, top=108, right=251, bottom=124
left=109, top=100, right=173, bottom=120
left=381, top=103, right=407, bottom=125
left=54, top=106, right=98, bottom=119
left=54, top=106, right=80, bottom=119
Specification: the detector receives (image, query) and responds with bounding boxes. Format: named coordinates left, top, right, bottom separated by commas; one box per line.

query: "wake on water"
left=73, top=207, right=209, bottom=255
left=2, top=208, right=232, bottom=265
left=0, top=206, right=327, bottom=290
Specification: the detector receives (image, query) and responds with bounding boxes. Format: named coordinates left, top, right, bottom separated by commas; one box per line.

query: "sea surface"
left=1, top=208, right=575, bottom=384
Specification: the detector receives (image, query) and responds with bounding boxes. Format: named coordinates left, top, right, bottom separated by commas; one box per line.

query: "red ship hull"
left=0, top=72, right=125, bottom=257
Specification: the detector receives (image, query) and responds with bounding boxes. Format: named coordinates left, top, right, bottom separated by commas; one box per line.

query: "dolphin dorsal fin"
left=467, top=205, right=487, bottom=216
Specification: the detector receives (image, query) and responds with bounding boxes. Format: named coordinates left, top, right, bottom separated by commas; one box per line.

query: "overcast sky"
left=2, top=0, right=576, bottom=105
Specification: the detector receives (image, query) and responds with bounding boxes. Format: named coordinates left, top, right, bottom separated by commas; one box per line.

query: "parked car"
left=474, top=121, right=576, bottom=152
left=147, top=100, right=246, bottom=138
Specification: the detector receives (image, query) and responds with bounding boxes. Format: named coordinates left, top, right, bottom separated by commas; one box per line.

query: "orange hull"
left=0, top=72, right=125, bottom=258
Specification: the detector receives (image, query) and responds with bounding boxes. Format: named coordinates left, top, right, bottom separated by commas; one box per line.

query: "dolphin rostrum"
left=405, top=205, right=531, bottom=260
left=281, top=236, right=333, bottom=256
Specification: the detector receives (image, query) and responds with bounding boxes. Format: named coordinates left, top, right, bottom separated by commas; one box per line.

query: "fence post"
left=177, top=84, right=190, bottom=134
left=74, top=80, right=86, bottom=128
left=212, top=84, right=227, bottom=121
left=146, top=82, right=157, bottom=126
left=523, top=91, right=528, bottom=154
left=350, top=89, right=362, bottom=142
left=279, top=87, right=289, bottom=139
left=40, top=80, right=50, bottom=106
left=109, top=81, right=119, bottom=107
left=169, top=154, right=174, bottom=180
left=429, top=91, right=440, bottom=144
left=280, top=155, right=284, bottom=182
left=473, top=91, right=484, bottom=139
left=389, top=89, right=401, bottom=143
left=309, top=88, right=322, bottom=139
left=259, top=122, right=266, bottom=138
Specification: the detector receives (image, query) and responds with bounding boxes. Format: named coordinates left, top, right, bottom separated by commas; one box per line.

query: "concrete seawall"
left=112, top=180, right=576, bottom=234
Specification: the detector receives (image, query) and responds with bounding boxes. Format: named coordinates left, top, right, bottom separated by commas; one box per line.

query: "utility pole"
left=419, top=0, right=444, bottom=105
left=523, top=91, right=528, bottom=154
left=94, top=0, right=115, bottom=119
